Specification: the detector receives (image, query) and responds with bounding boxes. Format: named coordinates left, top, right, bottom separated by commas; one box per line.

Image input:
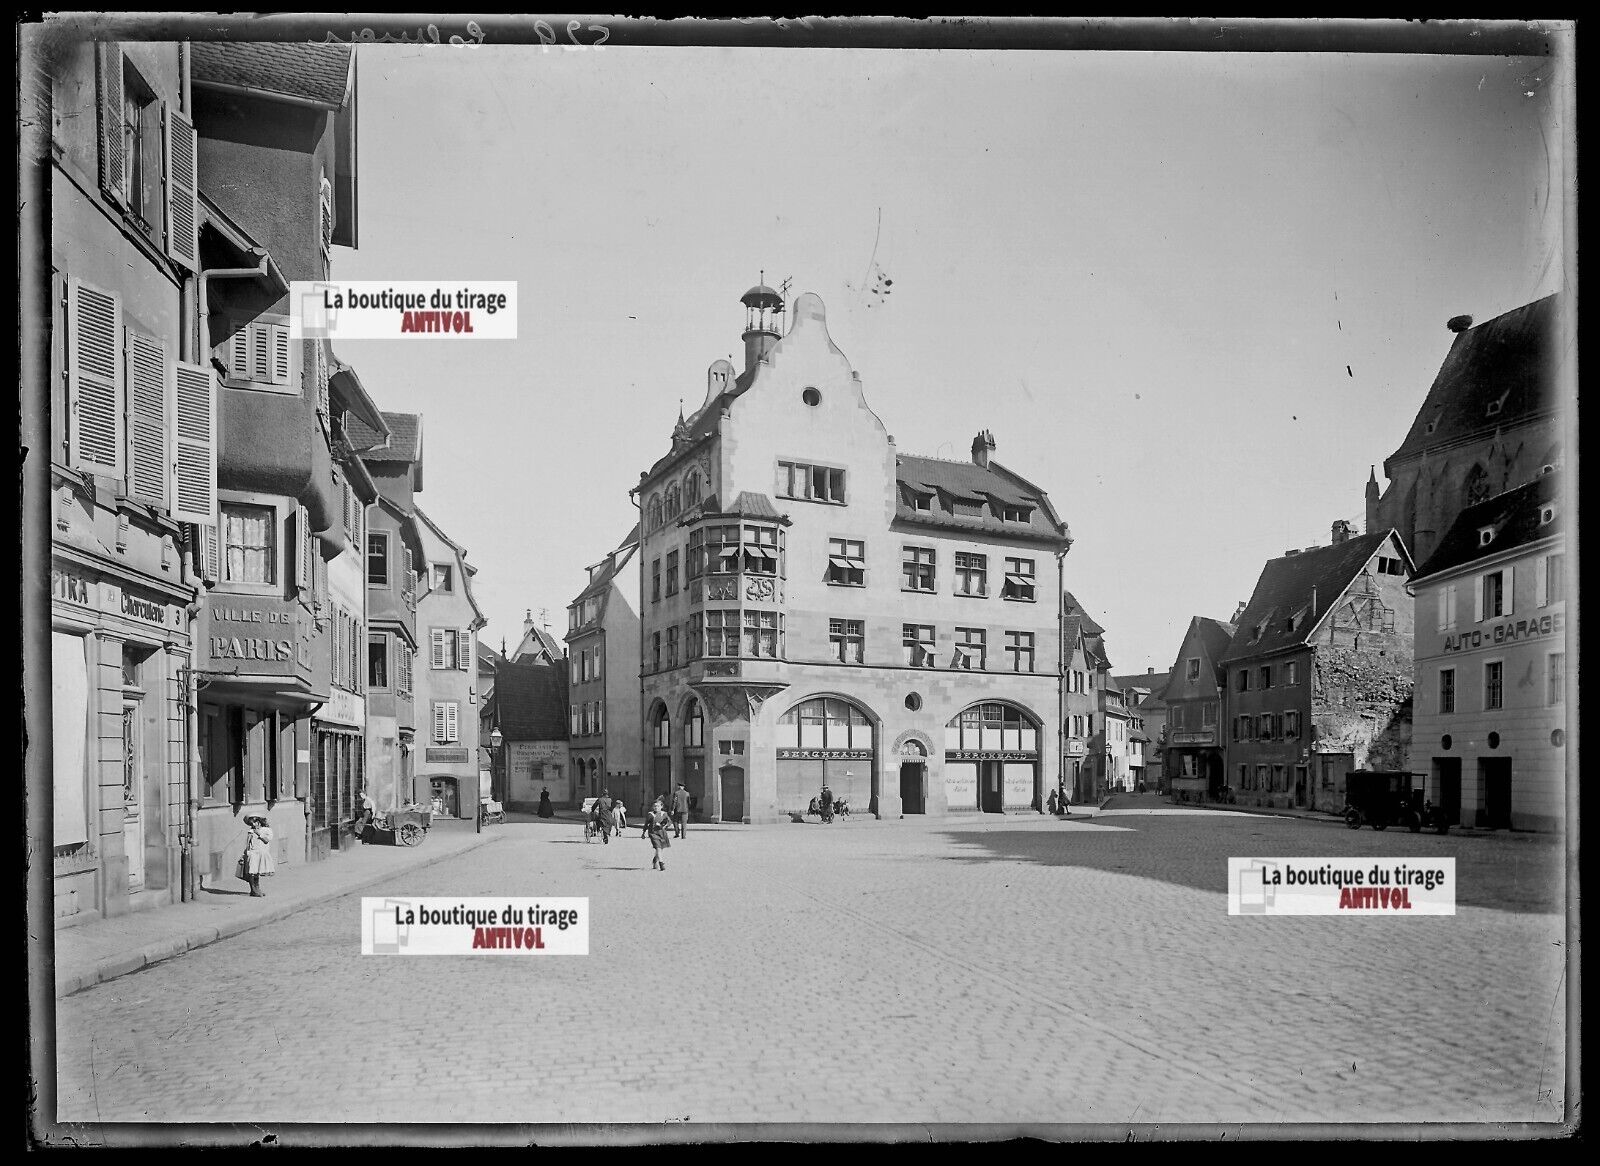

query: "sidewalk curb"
left=56, top=831, right=504, bottom=999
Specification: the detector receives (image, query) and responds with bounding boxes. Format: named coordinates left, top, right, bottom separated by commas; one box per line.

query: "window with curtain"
left=222, top=502, right=276, bottom=584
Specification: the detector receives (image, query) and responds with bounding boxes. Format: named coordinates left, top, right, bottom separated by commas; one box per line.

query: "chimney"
left=1331, top=518, right=1354, bottom=544
left=1147, top=667, right=1154, bottom=675
left=1447, top=314, right=1474, bottom=333
left=971, top=430, right=996, bottom=468
left=523, top=608, right=534, bottom=636
left=1231, top=600, right=1247, bottom=623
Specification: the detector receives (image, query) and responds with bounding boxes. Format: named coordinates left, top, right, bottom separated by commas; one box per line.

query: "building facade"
left=1366, top=296, right=1565, bottom=566
left=485, top=660, right=571, bottom=810
left=1221, top=521, right=1416, bottom=813
left=566, top=526, right=643, bottom=810
left=48, top=39, right=202, bottom=921
left=412, top=505, right=486, bottom=819
left=1112, top=669, right=1170, bottom=792
left=1160, top=618, right=1235, bottom=800
left=355, top=413, right=425, bottom=817
left=1409, top=472, right=1568, bottom=831
left=634, top=285, right=1071, bottom=824
left=1061, top=594, right=1112, bottom=804
left=189, top=41, right=368, bottom=880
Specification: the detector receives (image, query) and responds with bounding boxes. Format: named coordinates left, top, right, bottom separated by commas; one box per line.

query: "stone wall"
left=1311, top=645, right=1414, bottom=773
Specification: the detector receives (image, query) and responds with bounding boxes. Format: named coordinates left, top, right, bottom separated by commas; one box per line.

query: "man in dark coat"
left=670, top=783, right=690, bottom=838
left=818, top=783, right=834, bottom=824
left=593, top=790, right=614, bottom=844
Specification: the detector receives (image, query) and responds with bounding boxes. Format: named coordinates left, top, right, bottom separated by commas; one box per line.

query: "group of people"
left=1046, top=788, right=1073, bottom=816
left=586, top=783, right=692, bottom=870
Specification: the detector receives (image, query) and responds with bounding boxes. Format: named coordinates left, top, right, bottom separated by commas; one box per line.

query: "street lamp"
left=480, top=726, right=504, bottom=833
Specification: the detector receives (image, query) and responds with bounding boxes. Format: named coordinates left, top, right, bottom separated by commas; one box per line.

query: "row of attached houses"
left=1159, top=296, right=1571, bottom=831
left=42, top=36, right=484, bottom=927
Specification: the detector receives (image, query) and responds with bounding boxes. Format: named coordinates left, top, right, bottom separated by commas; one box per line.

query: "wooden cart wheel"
left=398, top=822, right=422, bottom=847
left=1344, top=809, right=1361, bottom=830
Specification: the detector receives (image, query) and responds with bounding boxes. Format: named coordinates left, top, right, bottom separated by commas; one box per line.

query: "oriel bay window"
left=665, top=626, right=679, bottom=669
left=221, top=502, right=276, bottom=586
left=706, top=525, right=740, bottom=575
left=367, top=531, right=390, bottom=586
left=742, top=525, right=781, bottom=575
left=687, top=530, right=704, bottom=579
left=704, top=610, right=738, bottom=656
left=687, top=613, right=703, bottom=659
left=743, top=610, right=782, bottom=658
left=827, top=538, right=865, bottom=586
left=1002, top=557, right=1036, bottom=601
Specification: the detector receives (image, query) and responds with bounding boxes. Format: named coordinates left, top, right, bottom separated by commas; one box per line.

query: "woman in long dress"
left=243, top=815, right=276, bottom=897
left=647, top=799, right=672, bottom=872
left=537, top=787, right=554, bottom=818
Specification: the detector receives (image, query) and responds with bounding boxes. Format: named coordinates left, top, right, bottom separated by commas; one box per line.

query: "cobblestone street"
left=53, top=807, right=1569, bottom=1135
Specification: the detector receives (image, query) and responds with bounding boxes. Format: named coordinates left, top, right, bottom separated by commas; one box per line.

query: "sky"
left=330, top=31, right=1570, bottom=674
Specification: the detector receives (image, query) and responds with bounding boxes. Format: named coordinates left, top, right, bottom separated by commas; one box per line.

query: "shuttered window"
left=170, top=360, right=217, bottom=524
left=96, top=45, right=127, bottom=206
left=457, top=630, right=472, bottom=672
left=163, top=106, right=198, bottom=270
left=220, top=317, right=293, bottom=390
left=295, top=505, right=313, bottom=591
left=319, top=175, right=334, bottom=257
left=67, top=277, right=124, bottom=477
left=433, top=701, right=459, bottom=744
left=123, top=326, right=168, bottom=507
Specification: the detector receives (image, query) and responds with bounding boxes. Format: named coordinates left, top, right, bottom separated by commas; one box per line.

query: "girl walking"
left=646, top=799, right=672, bottom=872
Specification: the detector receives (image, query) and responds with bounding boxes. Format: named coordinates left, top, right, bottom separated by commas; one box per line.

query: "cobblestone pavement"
left=52, top=808, right=1570, bottom=1137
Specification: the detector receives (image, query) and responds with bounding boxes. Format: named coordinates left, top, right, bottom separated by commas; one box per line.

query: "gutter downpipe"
left=629, top=485, right=644, bottom=815
left=1057, top=548, right=1068, bottom=815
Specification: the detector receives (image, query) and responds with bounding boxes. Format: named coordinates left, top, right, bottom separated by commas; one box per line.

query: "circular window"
left=802, top=387, right=821, bottom=407
left=904, top=692, right=922, bottom=711
left=1552, top=728, right=1565, bottom=747
left=1487, top=731, right=1500, bottom=750
left=1441, top=734, right=1452, bottom=751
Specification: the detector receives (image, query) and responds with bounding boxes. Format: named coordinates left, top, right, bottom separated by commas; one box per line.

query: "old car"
left=1343, top=770, right=1448, bottom=834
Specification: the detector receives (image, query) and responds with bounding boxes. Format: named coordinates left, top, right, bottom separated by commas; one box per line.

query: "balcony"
left=685, top=656, right=789, bottom=687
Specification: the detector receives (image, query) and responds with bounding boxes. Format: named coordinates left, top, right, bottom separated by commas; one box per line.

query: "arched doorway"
left=649, top=703, right=672, bottom=807
left=898, top=739, right=928, bottom=813
left=945, top=703, right=1041, bottom=813
left=775, top=696, right=875, bottom=815
left=682, top=698, right=706, bottom=821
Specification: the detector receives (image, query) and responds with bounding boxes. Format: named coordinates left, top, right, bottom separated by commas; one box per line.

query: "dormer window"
left=1539, top=504, right=1557, bottom=527
left=1424, top=409, right=1443, bottom=435
left=1478, top=525, right=1497, bottom=547
left=999, top=504, right=1033, bottom=523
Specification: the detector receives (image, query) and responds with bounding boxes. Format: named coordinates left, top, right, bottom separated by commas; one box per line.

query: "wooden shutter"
left=67, top=277, right=124, bottom=476
left=446, top=702, right=459, bottom=743
left=124, top=327, right=169, bottom=507
left=271, top=324, right=291, bottom=385
left=295, top=505, right=312, bottom=590
left=226, top=326, right=250, bottom=380
left=457, top=630, right=471, bottom=671
left=431, top=629, right=447, bottom=669
left=433, top=703, right=448, bottom=743
left=1436, top=589, right=1449, bottom=633
left=170, top=360, right=217, bottom=524
left=164, top=105, right=198, bottom=270
left=314, top=342, right=328, bottom=415
left=1501, top=567, right=1514, bottom=615
left=319, top=176, right=334, bottom=255
left=1536, top=558, right=1548, bottom=608
left=200, top=523, right=221, bottom=583
left=96, top=45, right=126, bottom=205
left=1473, top=576, right=1484, bottom=623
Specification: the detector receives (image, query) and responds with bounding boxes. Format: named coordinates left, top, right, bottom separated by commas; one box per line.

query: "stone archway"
left=945, top=702, right=1043, bottom=813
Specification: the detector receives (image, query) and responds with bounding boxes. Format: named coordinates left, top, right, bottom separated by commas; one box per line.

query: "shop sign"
left=776, top=748, right=873, bottom=761
left=199, top=598, right=302, bottom=674
left=52, top=567, right=94, bottom=608
left=119, top=589, right=179, bottom=628
left=1171, top=730, right=1217, bottom=746
left=322, top=687, right=363, bottom=728
left=945, top=749, right=1038, bottom=762
left=427, top=747, right=469, bottom=763
left=1442, top=610, right=1563, bottom=654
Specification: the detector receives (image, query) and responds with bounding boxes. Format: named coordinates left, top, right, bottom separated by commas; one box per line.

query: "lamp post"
left=480, top=726, right=504, bottom=833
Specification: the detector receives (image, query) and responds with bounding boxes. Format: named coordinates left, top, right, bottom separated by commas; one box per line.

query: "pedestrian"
left=1047, top=788, right=1059, bottom=815
left=818, top=782, right=834, bottom=824
left=613, top=798, right=628, bottom=838
left=647, top=798, right=672, bottom=871
left=594, top=789, right=615, bottom=845
left=241, top=815, right=276, bottom=898
left=537, top=787, right=554, bottom=819
left=670, top=783, right=690, bottom=838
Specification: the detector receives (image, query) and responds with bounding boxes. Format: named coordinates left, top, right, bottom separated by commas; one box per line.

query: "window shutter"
left=96, top=45, right=126, bottom=205
left=1473, top=576, right=1484, bottom=623
left=163, top=106, right=199, bottom=270
left=457, top=630, right=471, bottom=671
left=251, top=324, right=270, bottom=382
left=1445, top=585, right=1457, bottom=629
left=434, top=703, right=448, bottom=743
left=124, top=327, right=169, bottom=507
left=320, top=176, right=334, bottom=255
left=314, top=342, right=329, bottom=415
left=271, top=324, right=292, bottom=386
left=1502, top=567, right=1514, bottom=615
left=1436, top=589, right=1448, bottom=633
left=226, top=326, right=250, bottom=380
left=296, top=505, right=312, bottom=590
left=170, top=360, right=217, bottom=524
left=201, top=523, right=221, bottom=583
left=67, top=277, right=124, bottom=477
left=1536, top=558, right=1548, bottom=608
left=431, top=629, right=447, bottom=669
